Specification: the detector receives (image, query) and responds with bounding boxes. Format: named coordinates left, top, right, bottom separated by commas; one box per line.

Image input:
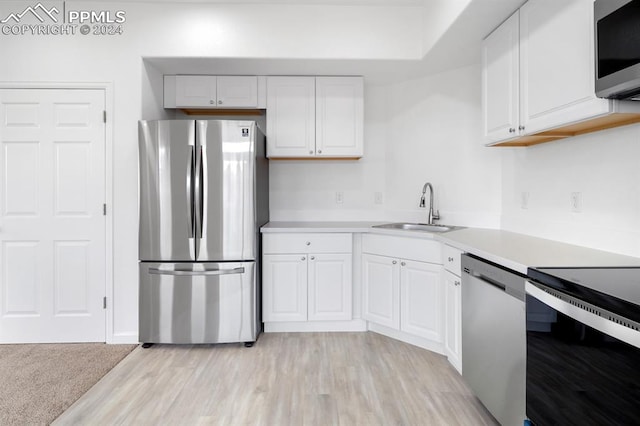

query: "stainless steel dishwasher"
left=461, top=254, right=526, bottom=426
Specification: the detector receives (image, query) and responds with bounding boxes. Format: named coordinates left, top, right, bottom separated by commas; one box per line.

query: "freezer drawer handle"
left=148, top=267, right=245, bottom=276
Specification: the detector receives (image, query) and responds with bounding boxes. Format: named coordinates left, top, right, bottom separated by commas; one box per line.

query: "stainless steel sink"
left=372, top=223, right=459, bottom=233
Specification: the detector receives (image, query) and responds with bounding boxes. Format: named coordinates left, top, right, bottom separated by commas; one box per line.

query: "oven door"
left=525, top=281, right=640, bottom=425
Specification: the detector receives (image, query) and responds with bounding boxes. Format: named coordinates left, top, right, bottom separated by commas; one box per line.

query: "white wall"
left=421, top=0, right=472, bottom=56
left=270, top=64, right=503, bottom=227
left=501, top=124, right=640, bottom=257
left=383, top=64, right=502, bottom=226
left=0, top=1, right=426, bottom=342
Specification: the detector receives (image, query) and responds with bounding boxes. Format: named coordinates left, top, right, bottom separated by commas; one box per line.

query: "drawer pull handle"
left=301, top=257, right=306, bottom=261
left=455, top=280, right=460, bottom=286
left=310, top=256, right=315, bottom=260
left=448, top=257, right=454, bottom=262
left=306, top=242, right=311, bottom=246
left=392, top=260, right=397, bottom=265
left=401, top=262, right=406, bottom=266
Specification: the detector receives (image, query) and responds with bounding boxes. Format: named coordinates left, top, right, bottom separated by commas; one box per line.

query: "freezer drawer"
left=139, top=261, right=257, bottom=344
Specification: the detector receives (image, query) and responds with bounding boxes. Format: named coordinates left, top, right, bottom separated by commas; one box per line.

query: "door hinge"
left=103, top=110, right=107, bottom=123
left=103, top=203, right=107, bottom=216
left=103, top=297, right=107, bottom=309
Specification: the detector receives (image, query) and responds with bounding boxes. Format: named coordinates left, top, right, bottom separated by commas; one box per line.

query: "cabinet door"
left=266, top=76, right=315, bottom=158
left=362, top=254, right=400, bottom=329
left=400, top=260, right=443, bottom=342
left=175, top=75, right=217, bottom=108
left=308, top=253, right=352, bottom=321
left=315, top=77, right=363, bottom=158
left=482, top=11, right=520, bottom=145
left=444, top=270, right=462, bottom=373
left=262, top=254, right=307, bottom=322
left=216, top=76, right=258, bottom=108
left=520, top=0, right=610, bottom=134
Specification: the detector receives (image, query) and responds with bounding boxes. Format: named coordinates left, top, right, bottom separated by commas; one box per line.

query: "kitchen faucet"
left=419, top=182, right=440, bottom=225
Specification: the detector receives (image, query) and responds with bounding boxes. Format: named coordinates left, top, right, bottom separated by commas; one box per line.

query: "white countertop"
left=438, top=228, right=640, bottom=275
left=261, top=221, right=382, bottom=233
left=261, top=221, right=442, bottom=240
left=262, top=221, right=640, bottom=275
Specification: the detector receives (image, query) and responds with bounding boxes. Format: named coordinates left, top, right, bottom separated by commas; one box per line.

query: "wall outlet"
left=570, top=192, right=582, bottom=213
left=521, top=192, right=529, bottom=210
left=335, top=191, right=344, bottom=204
left=374, top=192, right=383, bottom=205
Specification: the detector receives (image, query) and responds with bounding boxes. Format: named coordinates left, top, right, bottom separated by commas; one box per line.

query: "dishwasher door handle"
left=471, top=272, right=507, bottom=292
left=465, top=269, right=525, bottom=300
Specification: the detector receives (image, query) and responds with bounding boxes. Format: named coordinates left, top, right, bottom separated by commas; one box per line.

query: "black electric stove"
left=525, top=266, right=640, bottom=426
left=527, top=266, right=640, bottom=322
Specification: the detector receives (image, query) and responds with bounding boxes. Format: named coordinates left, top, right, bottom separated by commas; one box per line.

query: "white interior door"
left=0, top=88, right=106, bottom=343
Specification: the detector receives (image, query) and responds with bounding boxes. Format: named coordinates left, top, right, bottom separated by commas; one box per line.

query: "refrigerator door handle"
left=193, top=140, right=202, bottom=261
left=187, top=146, right=195, bottom=238
left=198, top=145, right=206, bottom=239
left=194, top=144, right=204, bottom=242
left=148, top=267, right=245, bottom=276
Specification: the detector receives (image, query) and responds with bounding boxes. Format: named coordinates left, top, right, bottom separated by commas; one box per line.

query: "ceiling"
left=144, top=0, right=525, bottom=84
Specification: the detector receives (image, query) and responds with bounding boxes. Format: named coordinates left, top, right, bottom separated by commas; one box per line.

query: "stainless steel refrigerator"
left=138, top=119, right=268, bottom=346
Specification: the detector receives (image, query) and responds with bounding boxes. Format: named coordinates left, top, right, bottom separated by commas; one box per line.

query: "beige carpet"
left=0, top=343, right=136, bottom=425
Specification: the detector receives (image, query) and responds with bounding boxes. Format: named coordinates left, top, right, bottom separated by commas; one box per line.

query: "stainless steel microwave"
left=595, top=0, right=640, bottom=100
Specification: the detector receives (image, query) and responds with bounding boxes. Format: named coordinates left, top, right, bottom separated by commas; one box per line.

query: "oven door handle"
left=526, top=281, right=640, bottom=349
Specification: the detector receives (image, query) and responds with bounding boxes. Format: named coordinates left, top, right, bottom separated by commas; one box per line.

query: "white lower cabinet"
left=400, top=260, right=443, bottom=342
left=262, top=254, right=308, bottom=322
left=443, top=270, right=462, bottom=372
left=362, top=234, right=444, bottom=352
left=262, top=233, right=353, bottom=327
left=308, top=253, right=352, bottom=321
left=362, top=254, right=399, bottom=329
left=443, top=244, right=463, bottom=373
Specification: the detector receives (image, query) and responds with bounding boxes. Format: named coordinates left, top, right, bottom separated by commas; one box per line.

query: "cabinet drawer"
left=443, top=245, right=463, bottom=275
left=263, top=233, right=352, bottom=254
left=362, top=234, right=441, bottom=263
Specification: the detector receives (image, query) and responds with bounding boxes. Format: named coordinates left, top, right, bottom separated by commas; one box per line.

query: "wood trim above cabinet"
left=179, top=108, right=264, bottom=116
left=268, top=157, right=362, bottom=161
left=489, top=112, right=640, bottom=147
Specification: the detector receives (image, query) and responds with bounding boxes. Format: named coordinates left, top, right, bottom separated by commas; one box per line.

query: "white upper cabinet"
left=174, top=75, right=217, bottom=108
left=482, top=11, right=519, bottom=143
left=216, top=76, right=259, bottom=108
left=165, top=75, right=259, bottom=109
left=482, top=0, right=640, bottom=147
left=315, top=77, right=364, bottom=158
left=266, top=76, right=316, bottom=158
left=266, top=76, right=364, bottom=159
left=519, top=0, right=608, bottom=134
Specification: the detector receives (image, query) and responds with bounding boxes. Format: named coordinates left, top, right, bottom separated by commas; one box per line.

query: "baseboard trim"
left=367, top=323, right=445, bottom=356
left=108, top=333, right=139, bottom=345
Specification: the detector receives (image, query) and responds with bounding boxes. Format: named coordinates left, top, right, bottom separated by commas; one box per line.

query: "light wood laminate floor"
left=54, top=332, right=498, bottom=425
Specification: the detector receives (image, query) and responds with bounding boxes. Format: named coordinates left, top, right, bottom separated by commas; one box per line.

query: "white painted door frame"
left=0, top=82, right=115, bottom=343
